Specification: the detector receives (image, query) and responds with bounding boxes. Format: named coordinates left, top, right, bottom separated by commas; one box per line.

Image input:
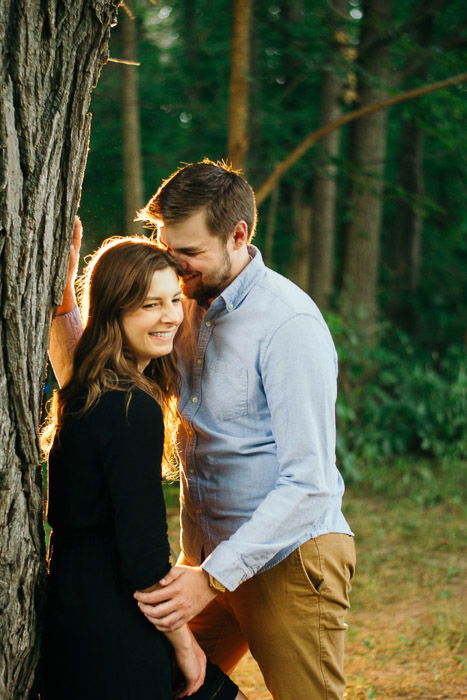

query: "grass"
left=163, top=458, right=466, bottom=699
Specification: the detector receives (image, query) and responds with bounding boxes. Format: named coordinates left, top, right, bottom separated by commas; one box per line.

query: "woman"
left=41, top=237, right=243, bottom=699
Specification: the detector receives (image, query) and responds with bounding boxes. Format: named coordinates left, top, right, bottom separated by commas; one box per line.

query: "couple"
left=43, top=160, right=355, bottom=699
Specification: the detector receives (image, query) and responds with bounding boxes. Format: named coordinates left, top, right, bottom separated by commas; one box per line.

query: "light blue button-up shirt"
left=175, top=246, right=353, bottom=591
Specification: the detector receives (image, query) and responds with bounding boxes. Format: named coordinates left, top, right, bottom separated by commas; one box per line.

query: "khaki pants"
left=190, top=534, right=356, bottom=700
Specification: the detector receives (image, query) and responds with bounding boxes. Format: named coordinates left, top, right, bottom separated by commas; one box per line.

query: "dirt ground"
left=167, top=492, right=465, bottom=700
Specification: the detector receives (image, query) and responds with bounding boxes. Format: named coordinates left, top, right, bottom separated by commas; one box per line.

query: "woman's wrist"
left=164, top=624, right=195, bottom=652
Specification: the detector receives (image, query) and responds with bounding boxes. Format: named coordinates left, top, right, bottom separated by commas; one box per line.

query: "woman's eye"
left=143, top=303, right=159, bottom=309
left=172, top=297, right=182, bottom=304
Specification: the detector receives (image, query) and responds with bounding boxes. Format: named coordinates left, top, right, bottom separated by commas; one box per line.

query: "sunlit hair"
left=42, top=236, right=183, bottom=477
left=136, top=158, right=257, bottom=242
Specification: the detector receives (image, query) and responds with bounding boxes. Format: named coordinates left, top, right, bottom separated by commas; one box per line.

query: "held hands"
left=56, top=215, right=82, bottom=315
left=134, top=565, right=218, bottom=631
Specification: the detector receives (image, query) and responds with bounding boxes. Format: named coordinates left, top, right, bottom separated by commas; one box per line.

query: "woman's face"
left=121, top=267, right=183, bottom=371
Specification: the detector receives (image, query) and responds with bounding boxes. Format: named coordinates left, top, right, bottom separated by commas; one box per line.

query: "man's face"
left=159, top=209, right=234, bottom=305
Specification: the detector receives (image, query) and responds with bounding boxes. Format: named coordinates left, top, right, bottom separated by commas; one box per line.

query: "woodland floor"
left=165, top=489, right=466, bottom=700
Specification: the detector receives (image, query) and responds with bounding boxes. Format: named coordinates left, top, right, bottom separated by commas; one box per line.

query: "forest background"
left=78, top=0, right=466, bottom=490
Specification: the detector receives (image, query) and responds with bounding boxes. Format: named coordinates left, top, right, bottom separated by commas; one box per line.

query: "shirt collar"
left=209, top=245, right=265, bottom=313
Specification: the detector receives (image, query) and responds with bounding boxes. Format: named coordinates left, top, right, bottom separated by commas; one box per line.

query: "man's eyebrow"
left=161, top=242, right=203, bottom=254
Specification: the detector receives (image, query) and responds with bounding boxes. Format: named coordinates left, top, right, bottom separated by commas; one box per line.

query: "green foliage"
left=327, top=314, right=467, bottom=481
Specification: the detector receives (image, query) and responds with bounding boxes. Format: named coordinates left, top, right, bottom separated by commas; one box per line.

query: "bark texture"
left=0, top=1, right=118, bottom=696
left=121, top=10, right=144, bottom=235
left=340, top=0, right=393, bottom=330
left=227, top=0, right=252, bottom=171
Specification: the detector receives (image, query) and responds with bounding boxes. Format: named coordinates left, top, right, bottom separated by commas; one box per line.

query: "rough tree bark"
left=339, top=0, right=393, bottom=330
left=227, top=0, right=252, bottom=171
left=121, top=8, right=144, bottom=235
left=0, top=1, right=119, bottom=697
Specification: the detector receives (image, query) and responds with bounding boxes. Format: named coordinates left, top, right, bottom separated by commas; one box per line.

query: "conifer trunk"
left=121, top=9, right=144, bottom=235
left=227, top=0, right=252, bottom=170
left=340, top=0, right=392, bottom=330
left=310, top=0, right=351, bottom=308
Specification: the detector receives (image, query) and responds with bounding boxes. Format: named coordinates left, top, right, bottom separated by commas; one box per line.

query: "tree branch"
left=255, top=72, right=467, bottom=205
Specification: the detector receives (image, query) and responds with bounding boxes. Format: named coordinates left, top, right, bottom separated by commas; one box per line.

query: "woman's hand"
left=56, top=215, right=82, bottom=315
left=173, top=633, right=206, bottom=697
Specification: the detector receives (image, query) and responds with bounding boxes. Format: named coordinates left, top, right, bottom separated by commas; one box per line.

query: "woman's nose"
left=161, top=304, right=182, bottom=324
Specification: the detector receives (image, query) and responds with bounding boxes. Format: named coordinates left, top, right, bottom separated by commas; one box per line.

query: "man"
left=50, top=160, right=355, bottom=700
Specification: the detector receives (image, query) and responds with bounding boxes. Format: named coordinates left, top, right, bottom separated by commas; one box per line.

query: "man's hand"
left=56, top=215, right=82, bottom=315
left=134, top=565, right=218, bottom=631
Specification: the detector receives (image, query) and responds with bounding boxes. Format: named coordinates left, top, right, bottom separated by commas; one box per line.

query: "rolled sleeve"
left=49, top=306, right=83, bottom=386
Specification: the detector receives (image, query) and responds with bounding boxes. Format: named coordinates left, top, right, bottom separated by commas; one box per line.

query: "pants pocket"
left=296, top=540, right=324, bottom=595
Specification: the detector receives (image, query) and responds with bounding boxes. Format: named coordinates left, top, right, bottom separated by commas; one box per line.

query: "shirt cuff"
left=201, top=543, right=253, bottom=592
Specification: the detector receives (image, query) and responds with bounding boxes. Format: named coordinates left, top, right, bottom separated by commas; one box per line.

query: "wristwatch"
left=207, top=573, right=227, bottom=593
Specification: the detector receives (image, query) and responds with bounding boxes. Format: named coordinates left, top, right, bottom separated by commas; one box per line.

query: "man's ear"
left=231, top=221, right=249, bottom=249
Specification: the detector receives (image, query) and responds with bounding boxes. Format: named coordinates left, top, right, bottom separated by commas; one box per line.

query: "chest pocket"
left=206, top=360, right=248, bottom=420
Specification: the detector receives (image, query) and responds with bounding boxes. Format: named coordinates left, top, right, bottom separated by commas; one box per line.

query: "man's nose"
left=176, top=255, right=191, bottom=271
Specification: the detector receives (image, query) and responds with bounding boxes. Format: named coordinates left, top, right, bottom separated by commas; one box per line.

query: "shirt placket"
left=182, top=307, right=218, bottom=542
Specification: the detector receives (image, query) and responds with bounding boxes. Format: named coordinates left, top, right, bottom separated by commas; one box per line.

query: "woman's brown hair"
left=43, top=236, right=183, bottom=476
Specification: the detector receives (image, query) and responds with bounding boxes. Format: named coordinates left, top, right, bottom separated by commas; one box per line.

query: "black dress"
left=41, top=387, right=237, bottom=700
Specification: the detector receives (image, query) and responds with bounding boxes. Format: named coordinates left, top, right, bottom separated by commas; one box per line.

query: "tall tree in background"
left=340, top=0, right=393, bottom=330
left=309, top=0, right=352, bottom=309
left=282, top=0, right=313, bottom=290
left=121, top=6, right=144, bottom=234
left=228, top=0, right=253, bottom=170
left=390, top=11, right=435, bottom=331
left=0, top=2, right=118, bottom=695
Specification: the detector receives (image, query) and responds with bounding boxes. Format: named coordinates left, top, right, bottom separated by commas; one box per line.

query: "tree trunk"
left=263, top=184, right=279, bottom=267
left=227, top=0, right=252, bottom=171
left=291, top=184, right=312, bottom=290
left=0, top=2, right=118, bottom=696
left=310, top=0, right=351, bottom=309
left=393, top=122, right=425, bottom=287
left=389, top=14, right=432, bottom=331
left=339, top=0, right=393, bottom=331
left=121, top=10, right=144, bottom=235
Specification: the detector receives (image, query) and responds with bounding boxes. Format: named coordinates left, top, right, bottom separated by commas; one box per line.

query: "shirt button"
left=227, top=303, right=234, bottom=310
left=205, top=320, right=212, bottom=327
left=191, top=396, right=198, bottom=403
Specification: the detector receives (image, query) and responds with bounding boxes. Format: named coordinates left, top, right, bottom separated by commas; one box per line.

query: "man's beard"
left=183, top=249, right=232, bottom=306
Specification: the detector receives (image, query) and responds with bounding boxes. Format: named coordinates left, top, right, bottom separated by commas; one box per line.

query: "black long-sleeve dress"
left=41, top=387, right=237, bottom=700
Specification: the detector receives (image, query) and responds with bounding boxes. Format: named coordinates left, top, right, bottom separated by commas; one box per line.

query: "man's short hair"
left=138, top=159, right=257, bottom=242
